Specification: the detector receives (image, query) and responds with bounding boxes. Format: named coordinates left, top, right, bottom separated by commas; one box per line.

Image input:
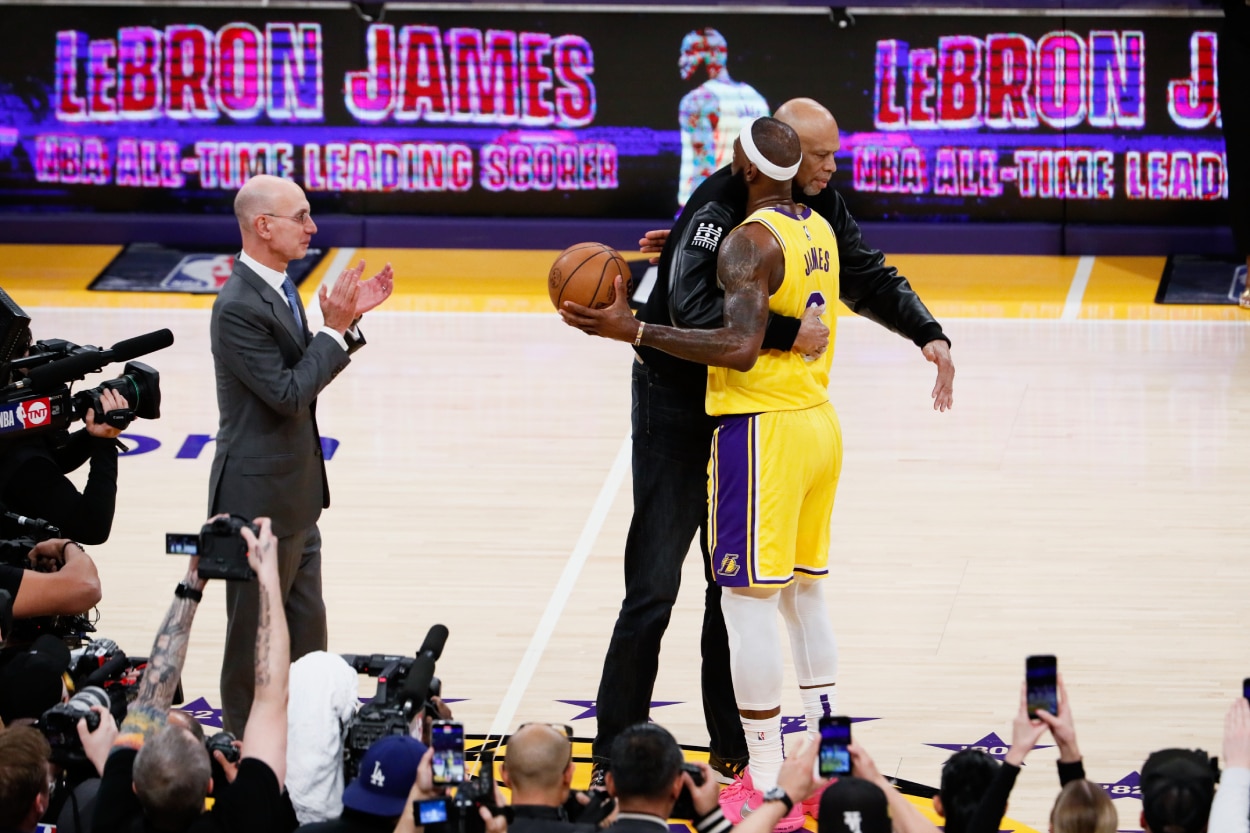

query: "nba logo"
left=160, top=254, right=236, bottom=293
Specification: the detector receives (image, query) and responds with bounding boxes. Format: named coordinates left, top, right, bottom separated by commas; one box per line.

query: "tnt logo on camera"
left=22, top=399, right=50, bottom=427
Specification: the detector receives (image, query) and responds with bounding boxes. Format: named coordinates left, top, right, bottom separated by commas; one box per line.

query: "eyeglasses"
left=517, top=722, right=574, bottom=738
left=262, top=211, right=313, bottom=226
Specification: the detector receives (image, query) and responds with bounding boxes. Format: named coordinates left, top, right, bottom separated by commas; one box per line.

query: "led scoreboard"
left=0, top=6, right=1229, bottom=226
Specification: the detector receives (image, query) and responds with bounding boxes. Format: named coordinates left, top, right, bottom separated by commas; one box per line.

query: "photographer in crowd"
left=502, top=723, right=607, bottom=833
left=286, top=652, right=362, bottom=824
left=93, top=516, right=293, bottom=833
left=392, top=748, right=508, bottom=833
left=0, top=635, right=71, bottom=726
left=298, top=735, right=427, bottom=833
left=44, top=699, right=119, bottom=833
left=0, top=727, right=55, bottom=833
left=0, top=538, right=100, bottom=623
left=602, top=723, right=721, bottom=833
left=0, top=386, right=130, bottom=545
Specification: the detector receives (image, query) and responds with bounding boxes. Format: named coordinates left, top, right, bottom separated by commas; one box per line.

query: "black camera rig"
left=0, top=288, right=170, bottom=439
left=341, top=624, right=449, bottom=781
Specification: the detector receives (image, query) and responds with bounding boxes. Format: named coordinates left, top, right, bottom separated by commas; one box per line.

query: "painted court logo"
left=718, top=553, right=740, bottom=576
left=159, top=254, right=235, bottom=293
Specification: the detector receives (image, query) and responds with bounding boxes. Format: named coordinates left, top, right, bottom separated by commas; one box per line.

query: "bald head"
left=775, top=98, right=837, bottom=137
left=234, top=174, right=315, bottom=270
left=775, top=98, right=841, bottom=196
left=234, top=174, right=300, bottom=234
left=503, top=725, right=573, bottom=798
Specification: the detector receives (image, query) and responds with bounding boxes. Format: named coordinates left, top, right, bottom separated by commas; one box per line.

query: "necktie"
left=280, top=276, right=303, bottom=328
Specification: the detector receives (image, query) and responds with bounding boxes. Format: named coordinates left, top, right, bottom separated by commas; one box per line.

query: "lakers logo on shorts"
left=718, top=553, right=741, bottom=576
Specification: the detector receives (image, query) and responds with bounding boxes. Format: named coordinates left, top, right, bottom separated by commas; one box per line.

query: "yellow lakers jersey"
left=706, top=204, right=840, bottom=416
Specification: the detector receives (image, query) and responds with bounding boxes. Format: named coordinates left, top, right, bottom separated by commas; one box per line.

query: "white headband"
left=739, top=117, right=801, bottom=181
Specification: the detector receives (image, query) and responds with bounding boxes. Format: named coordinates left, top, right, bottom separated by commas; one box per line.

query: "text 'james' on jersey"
left=804, top=246, right=832, bottom=276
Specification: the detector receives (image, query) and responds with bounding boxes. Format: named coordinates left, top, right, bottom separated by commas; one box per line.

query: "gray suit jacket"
left=208, top=259, right=361, bottom=538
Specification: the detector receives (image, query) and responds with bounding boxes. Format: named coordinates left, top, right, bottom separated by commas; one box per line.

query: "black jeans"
left=591, top=360, right=746, bottom=764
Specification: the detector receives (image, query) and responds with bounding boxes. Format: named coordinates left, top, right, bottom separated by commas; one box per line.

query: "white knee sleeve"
left=721, top=588, right=784, bottom=710
left=779, top=580, right=838, bottom=687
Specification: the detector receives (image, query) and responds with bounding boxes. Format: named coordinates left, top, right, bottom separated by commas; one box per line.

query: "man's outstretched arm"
left=818, top=189, right=954, bottom=410
left=115, top=555, right=208, bottom=749
left=238, top=518, right=290, bottom=788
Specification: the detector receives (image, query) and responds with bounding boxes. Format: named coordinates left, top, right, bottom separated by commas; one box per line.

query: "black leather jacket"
left=635, top=165, right=948, bottom=390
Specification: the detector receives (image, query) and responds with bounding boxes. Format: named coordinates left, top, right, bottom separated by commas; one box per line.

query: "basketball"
left=548, top=242, right=630, bottom=311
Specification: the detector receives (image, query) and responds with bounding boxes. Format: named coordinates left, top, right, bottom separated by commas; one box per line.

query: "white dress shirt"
left=237, top=250, right=350, bottom=352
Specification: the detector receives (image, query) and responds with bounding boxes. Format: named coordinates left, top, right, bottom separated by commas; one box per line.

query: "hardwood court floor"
left=6, top=246, right=1250, bottom=833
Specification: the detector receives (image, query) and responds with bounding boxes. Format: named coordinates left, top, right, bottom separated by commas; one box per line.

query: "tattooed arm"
left=113, top=555, right=208, bottom=750
left=237, top=518, right=289, bottom=788
left=558, top=223, right=783, bottom=372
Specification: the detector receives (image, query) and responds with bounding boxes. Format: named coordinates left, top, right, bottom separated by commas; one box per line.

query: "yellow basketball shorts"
left=707, top=402, right=843, bottom=588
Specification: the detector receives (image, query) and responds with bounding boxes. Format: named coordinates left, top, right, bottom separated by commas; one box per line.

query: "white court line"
left=1061, top=255, right=1096, bottom=322
left=320, top=246, right=360, bottom=287
left=488, top=435, right=631, bottom=740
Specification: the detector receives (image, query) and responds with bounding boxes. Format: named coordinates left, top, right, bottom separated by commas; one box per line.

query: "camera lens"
left=68, top=686, right=109, bottom=713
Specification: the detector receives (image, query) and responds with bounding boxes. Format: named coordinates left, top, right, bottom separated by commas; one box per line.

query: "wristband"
left=175, top=582, right=203, bottom=603
left=761, top=786, right=793, bottom=813
left=61, top=541, right=81, bottom=558
left=634, top=320, right=646, bottom=347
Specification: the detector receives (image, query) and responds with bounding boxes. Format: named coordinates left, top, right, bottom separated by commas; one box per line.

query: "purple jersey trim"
left=711, top=415, right=754, bottom=588
left=769, top=204, right=812, bottom=221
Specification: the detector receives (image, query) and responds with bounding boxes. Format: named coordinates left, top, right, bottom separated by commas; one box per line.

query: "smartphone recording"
left=1026, top=655, right=1058, bottom=718
left=431, top=720, right=465, bottom=785
left=818, top=715, right=852, bottom=777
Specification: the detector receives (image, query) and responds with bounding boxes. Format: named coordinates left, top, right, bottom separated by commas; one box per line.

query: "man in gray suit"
left=209, top=174, right=393, bottom=734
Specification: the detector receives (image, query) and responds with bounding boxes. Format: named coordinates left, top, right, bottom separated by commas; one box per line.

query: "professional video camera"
left=0, top=288, right=171, bottom=439
left=341, top=624, right=449, bottom=781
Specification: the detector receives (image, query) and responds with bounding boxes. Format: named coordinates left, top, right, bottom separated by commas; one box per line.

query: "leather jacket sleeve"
left=825, top=189, right=950, bottom=349
left=668, top=200, right=737, bottom=331
left=668, top=200, right=802, bottom=351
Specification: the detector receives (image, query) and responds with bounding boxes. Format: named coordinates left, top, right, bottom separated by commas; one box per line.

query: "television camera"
left=0, top=288, right=171, bottom=439
left=341, top=624, right=449, bottom=781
